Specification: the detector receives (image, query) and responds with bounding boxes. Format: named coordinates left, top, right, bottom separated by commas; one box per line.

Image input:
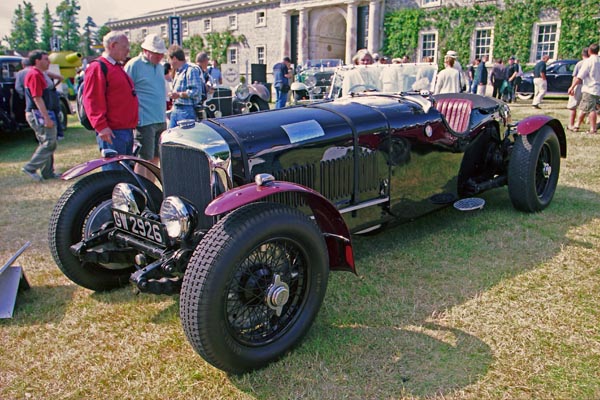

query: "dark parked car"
left=49, top=63, right=566, bottom=374
left=0, top=55, right=71, bottom=133
left=516, top=59, right=577, bottom=100
left=196, top=82, right=270, bottom=119
left=291, top=58, right=343, bottom=103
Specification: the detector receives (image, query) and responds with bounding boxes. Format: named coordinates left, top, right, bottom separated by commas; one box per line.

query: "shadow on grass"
left=0, top=284, right=76, bottom=325
left=232, top=184, right=600, bottom=398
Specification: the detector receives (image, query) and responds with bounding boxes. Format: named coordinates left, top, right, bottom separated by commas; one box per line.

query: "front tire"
left=48, top=171, right=162, bottom=291
left=180, top=202, right=329, bottom=374
left=249, top=97, right=270, bottom=112
left=508, top=126, right=561, bottom=212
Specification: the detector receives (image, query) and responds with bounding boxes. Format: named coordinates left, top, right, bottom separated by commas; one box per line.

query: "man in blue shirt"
left=167, top=45, right=204, bottom=128
left=273, top=57, right=292, bottom=109
left=532, top=54, right=549, bottom=109
left=125, top=34, right=167, bottom=180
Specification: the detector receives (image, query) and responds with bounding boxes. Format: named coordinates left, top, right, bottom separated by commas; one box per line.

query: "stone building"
left=106, top=0, right=570, bottom=74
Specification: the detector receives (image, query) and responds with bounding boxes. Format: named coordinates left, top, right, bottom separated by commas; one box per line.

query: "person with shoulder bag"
left=168, top=45, right=204, bottom=128
left=21, top=50, right=60, bottom=181
left=273, top=57, right=292, bottom=109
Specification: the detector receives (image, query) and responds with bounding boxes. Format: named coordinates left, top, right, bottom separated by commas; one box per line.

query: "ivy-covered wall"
left=382, top=0, right=599, bottom=65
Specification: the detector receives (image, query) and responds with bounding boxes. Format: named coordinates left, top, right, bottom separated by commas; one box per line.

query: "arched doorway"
left=309, top=8, right=347, bottom=61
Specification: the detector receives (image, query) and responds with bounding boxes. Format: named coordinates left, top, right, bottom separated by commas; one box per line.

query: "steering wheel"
left=348, top=84, right=378, bottom=93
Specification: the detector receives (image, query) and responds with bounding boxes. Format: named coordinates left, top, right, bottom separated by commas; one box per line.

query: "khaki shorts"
left=566, top=85, right=582, bottom=110
left=578, top=92, right=600, bottom=114
left=135, top=122, right=167, bottom=160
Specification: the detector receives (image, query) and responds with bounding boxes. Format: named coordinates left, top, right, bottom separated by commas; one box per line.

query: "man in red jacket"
left=83, top=30, right=139, bottom=170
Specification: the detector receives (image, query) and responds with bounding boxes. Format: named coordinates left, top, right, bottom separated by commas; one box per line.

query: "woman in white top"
left=434, top=56, right=461, bottom=95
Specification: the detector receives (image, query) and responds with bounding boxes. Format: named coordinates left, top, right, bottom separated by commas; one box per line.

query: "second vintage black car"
left=516, top=59, right=577, bottom=100
left=1, top=55, right=72, bottom=133
left=49, top=63, right=566, bottom=374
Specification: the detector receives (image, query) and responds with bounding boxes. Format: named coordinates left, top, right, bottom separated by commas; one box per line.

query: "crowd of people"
left=20, top=30, right=225, bottom=181
left=18, top=35, right=599, bottom=182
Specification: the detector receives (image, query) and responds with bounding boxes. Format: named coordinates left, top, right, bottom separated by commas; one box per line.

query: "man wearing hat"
left=446, top=50, right=467, bottom=92
left=125, top=34, right=168, bottom=179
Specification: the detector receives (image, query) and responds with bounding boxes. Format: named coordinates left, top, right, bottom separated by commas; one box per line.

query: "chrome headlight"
left=159, top=196, right=198, bottom=241
left=304, top=75, right=317, bottom=88
left=112, top=183, right=147, bottom=214
left=311, top=86, right=322, bottom=95
left=235, top=83, right=249, bottom=100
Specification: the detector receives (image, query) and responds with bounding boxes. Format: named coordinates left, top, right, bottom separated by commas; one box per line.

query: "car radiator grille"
left=160, top=144, right=214, bottom=229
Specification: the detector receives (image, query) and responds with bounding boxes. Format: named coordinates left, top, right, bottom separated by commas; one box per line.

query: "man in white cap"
left=125, top=34, right=168, bottom=179
left=446, top=50, right=467, bottom=92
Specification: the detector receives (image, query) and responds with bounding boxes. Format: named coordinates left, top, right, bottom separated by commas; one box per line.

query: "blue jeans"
left=169, top=105, right=196, bottom=128
left=96, top=128, right=134, bottom=171
left=275, top=88, right=288, bottom=109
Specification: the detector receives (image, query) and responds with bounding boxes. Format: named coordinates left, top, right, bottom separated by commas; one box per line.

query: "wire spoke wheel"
left=180, top=202, right=329, bottom=374
left=227, top=238, right=308, bottom=346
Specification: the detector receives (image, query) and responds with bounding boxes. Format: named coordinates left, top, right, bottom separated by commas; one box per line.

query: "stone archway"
left=309, top=8, right=347, bottom=61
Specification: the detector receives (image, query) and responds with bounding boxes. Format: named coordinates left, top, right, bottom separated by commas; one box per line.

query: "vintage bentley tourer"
left=49, top=63, right=566, bottom=374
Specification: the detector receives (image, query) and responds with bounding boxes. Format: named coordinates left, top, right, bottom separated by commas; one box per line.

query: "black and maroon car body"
left=49, top=63, right=566, bottom=374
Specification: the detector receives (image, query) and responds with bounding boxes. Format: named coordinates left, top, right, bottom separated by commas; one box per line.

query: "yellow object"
left=48, top=51, right=82, bottom=80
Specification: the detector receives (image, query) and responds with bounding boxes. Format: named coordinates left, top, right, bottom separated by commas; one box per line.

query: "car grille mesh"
left=160, top=144, right=213, bottom=229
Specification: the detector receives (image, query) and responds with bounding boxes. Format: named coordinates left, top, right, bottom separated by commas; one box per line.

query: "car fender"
left=247, top=82, right=270, bottom=102
left=61, top=155, right=162, bottom=182
left=206, top=180, right=356, bottom=273
left=291, top=81, right=307, bottom=91
left=516, top=115, right=567, bottom=157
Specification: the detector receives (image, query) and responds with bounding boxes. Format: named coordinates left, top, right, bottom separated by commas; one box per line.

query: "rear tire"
left=508, top=126, right=560, bottom=212
left=59, top=100, right=68, bottom=131
left=516, top=92, right=533, bottom=100
left=180, top=202, right=329, bottom=374
left=48, top=171, right=162, bottom=291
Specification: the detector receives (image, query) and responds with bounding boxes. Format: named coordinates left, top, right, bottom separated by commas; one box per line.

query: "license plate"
left=112, top=209, right=166, bottom=246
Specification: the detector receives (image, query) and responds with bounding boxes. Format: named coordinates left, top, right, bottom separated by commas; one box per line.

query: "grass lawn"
left=1, top=98, right=599, bottom=399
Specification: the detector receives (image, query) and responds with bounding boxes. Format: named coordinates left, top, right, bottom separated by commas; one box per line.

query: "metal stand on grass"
left=0, top=242, right=31, bottom=318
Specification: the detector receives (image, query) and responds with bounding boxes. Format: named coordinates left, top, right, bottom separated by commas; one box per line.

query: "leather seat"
left=435, top=98, right=473, bottom=133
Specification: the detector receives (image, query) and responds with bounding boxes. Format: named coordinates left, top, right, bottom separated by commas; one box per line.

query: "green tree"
left=55, top=0, right=80, bottom=51
left=40, top=4, right=54, bottom=51
left=182, top=35, right=205, bottom=62
left=203, top=31, right=245, bottom=65
left=129, top=41, right=142, bottom=58
left=96, top=25, right=111, bottom=46
left=81, top=16, right=97, bottom=56
left=5, top=2, right=38, bottom=52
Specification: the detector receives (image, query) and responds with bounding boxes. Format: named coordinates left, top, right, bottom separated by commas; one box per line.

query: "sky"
left=1, top=0, right=187, bottom=46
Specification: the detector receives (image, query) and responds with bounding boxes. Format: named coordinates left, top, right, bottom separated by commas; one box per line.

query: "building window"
left=203, top=19, right=212, bottom=33
left=160, top=25, right=167, bottom=38
left=533, top=22, right=559, bottom=61
left=357, top=6, right=369, bottom=51
left=257, top=46, right=265, bottom=64
left=419, top=31, right=437, bottom=61
left=182, top=21, right=189, bottom=37
left=229, top=48, right=237, bottom=64
left=474, top=28, right=493, bottom=60
left=124, top=30, right=130, bottom=40
left=141, top=28, right=148, bottom=38
left=256, top=10, right=266, bottom=27
left=228, top=15, right=238, bottom=30
left=421, top=0, right=441, bottom=7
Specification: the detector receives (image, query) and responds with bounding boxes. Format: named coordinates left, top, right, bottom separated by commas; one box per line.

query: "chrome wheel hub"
left=266, top=274, right=289, bottom=316
left=542, top=162, right=551, bottom=179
